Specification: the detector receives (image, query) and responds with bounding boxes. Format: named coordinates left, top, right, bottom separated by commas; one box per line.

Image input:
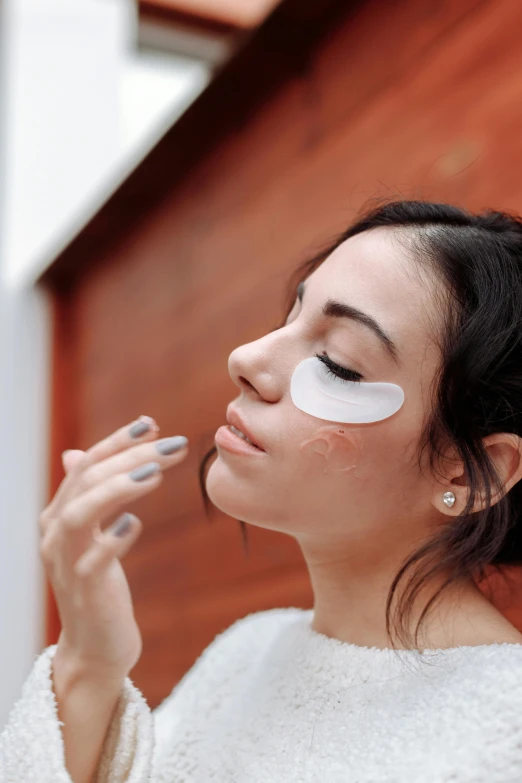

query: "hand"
left=39, top=416, right=189, bottom=680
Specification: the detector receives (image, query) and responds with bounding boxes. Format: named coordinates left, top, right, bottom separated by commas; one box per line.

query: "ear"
left=430, top=433, right=522, bottom=516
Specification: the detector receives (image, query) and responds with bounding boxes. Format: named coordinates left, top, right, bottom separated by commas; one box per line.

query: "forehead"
left=306, top=227, right=443, bottom=367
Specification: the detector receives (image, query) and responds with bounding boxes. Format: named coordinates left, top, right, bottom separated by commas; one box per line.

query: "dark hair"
left=198, top=199, right=522, bottom=650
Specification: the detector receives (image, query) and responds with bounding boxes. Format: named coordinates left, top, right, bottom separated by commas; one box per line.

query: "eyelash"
left=273, top=305, right=363, bottom=383
left=315, top=352, right=363, bottom=384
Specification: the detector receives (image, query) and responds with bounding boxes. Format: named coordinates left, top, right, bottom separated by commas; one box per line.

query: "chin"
left=204, top=458, right=286, bottom=531
left=204, top=458, right=258, bottom=520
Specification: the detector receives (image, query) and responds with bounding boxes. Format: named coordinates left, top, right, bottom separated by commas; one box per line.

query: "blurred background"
left=2, top=0, right=522, bottom=726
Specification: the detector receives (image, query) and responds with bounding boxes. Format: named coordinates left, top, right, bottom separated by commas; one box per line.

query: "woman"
left=2, top=200, right=522, bottom=782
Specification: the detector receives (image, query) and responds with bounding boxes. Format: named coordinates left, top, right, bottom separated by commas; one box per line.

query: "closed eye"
left=315, top=352, right=363, bottom=383
left=267, top=322, right=364, bottom=382
left=268, top=301, right=364, bottom=382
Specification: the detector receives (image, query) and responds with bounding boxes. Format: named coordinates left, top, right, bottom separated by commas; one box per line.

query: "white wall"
left=0, top=0, right=210, bottom=727
left=0, top=283, right=52, bottom=729
left=2, top=0, right=210, bottom=289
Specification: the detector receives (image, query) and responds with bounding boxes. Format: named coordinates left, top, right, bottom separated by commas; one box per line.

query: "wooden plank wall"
left=44, top=0, right=522, bottom=708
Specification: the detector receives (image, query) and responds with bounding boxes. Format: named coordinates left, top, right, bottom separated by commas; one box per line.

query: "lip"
left=215, top=425, right=267, bottom=456
left=225, top=406, right=266, bottom=452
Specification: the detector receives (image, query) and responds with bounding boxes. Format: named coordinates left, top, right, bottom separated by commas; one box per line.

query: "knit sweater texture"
left=2, top=606, right=522, bottom=782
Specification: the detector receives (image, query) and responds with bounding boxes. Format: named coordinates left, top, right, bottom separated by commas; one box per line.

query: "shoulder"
left=418, top=642, right=522, bottom=718
left=181, top=605, right=307, bottom=682
left=447, top=645, right=522, bottom=769
left=207, top=606, right=307, bottom=655
left=470, top=643, right=522, bottom=700
left=454, top=642, right=522, bottom=680
left=153, top=607, right=307, bottom=717
left=365, top=644, right=522, bottom=776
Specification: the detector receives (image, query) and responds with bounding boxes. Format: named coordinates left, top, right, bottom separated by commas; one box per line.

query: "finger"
left=73, top=513, right=142, bottom=579
left=59, top=462, right=164, bottom=534
left=44, top=438, right=188, bottom=545
left=48, top=415, right=160, bottom=515
left=62, top=450, right=85, bottom=474
left=39, top=453, right=83, bottom=535
left=78, top=435, right=189, bottom=496
left=83, top=415, right=160, bottom=466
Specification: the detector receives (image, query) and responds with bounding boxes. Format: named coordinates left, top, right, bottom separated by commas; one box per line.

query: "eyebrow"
left=297, top=280, right=400, bottom=366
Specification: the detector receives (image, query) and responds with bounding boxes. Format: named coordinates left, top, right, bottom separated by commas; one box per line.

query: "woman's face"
left=205, top=228, right=446, bottom=549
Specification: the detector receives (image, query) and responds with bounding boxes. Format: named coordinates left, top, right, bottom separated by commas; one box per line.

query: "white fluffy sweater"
left=2, top=606, right=522, bottom=782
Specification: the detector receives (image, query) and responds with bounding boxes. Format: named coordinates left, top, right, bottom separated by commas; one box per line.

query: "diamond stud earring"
left=443, top=491, right=456, bottom=508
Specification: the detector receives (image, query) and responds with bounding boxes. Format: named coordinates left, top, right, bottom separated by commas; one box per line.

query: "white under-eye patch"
left=290, top=356, right=405, bottom=423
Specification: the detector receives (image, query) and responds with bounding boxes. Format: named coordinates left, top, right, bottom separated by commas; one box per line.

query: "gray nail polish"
left=129, top=462, right=161, bottom=481
left=112, top=513, right=132, bottom=537
left=155, top=436, right=188, bottom=455
left=129, top=420, right=151, bottom=439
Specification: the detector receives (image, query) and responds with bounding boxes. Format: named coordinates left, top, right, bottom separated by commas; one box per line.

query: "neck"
left=298, top=539, right=520, bottom=651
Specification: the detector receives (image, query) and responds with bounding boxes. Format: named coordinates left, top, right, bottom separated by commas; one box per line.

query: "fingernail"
left=129, top=420, right=151, bottom=439
left=139, top=415, right=158, bottom=429
left=155, top=436, right=188, bottom=455
left=129, top=462, right=161, bottom=482
left=112, top=513, right=133, bottom=537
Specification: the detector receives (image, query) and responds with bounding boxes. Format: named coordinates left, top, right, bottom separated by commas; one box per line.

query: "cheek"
left=299, top=426, right=366, bottom=474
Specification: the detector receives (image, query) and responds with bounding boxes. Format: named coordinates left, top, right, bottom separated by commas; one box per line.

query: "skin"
left=206, top=227, right=522, bottom=650
left=299, top=426, right=364, bottom=474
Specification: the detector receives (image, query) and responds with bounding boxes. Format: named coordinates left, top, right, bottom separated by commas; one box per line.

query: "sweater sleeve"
left=0, top=643, right=154, bottom=783
left=0, top=609, right=281, bottom=783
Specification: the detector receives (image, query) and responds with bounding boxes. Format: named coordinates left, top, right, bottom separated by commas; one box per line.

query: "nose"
left=228, top=329, right=288, bottom=403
